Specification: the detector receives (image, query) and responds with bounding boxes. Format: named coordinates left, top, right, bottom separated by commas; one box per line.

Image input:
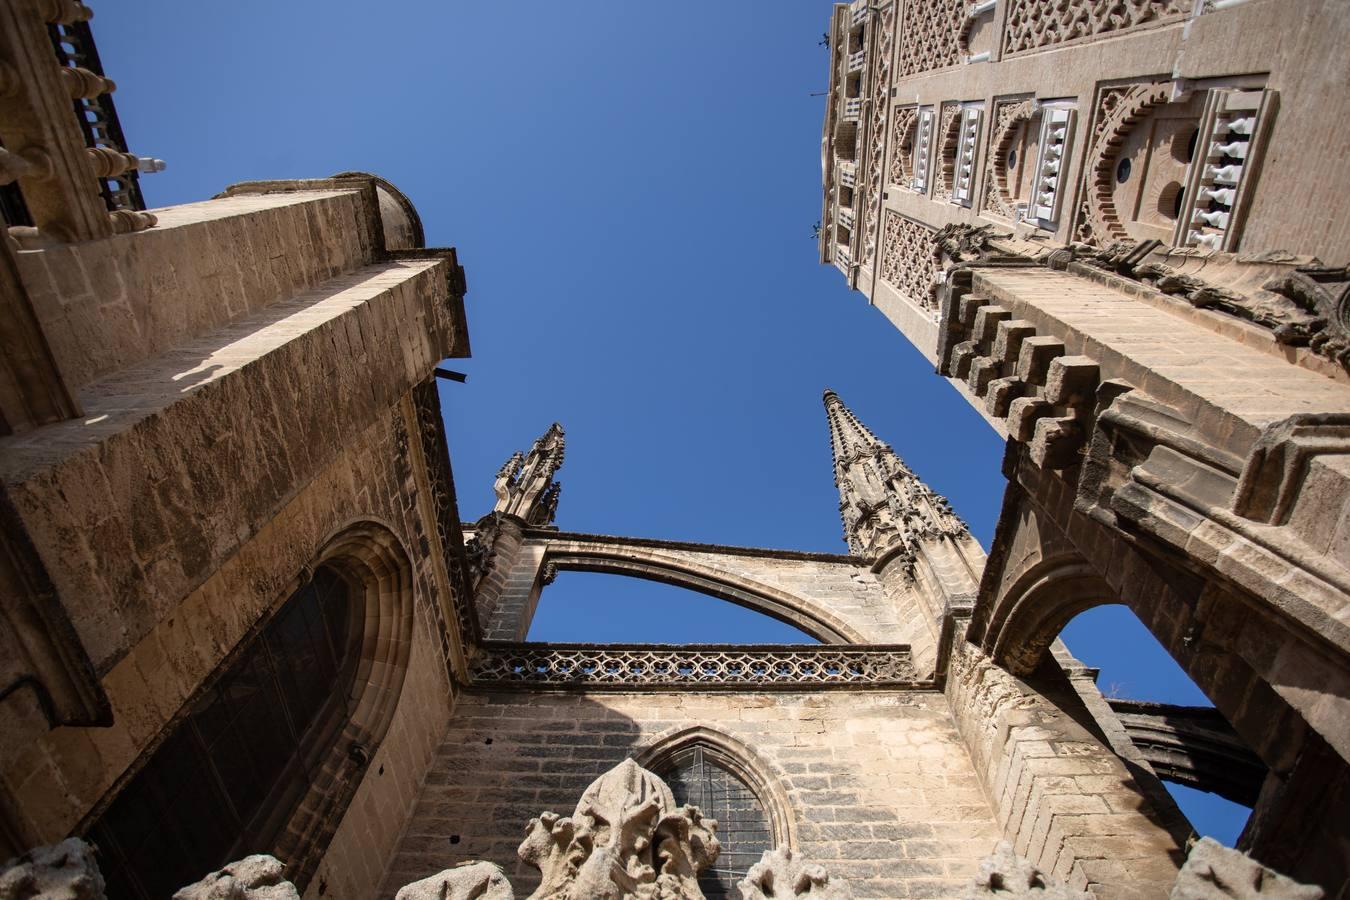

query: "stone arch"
left=545, top=549, right=864, bottom=645
left=271, top=519, right=417, bottom=886
left=633, top=725, right=796, bottom=852
left=979, top=552, right=1114, bottom=676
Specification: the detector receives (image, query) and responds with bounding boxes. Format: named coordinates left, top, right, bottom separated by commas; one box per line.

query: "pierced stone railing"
left=470, top=643, right=919, bottom=690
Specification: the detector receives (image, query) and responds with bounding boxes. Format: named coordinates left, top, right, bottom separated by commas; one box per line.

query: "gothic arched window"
left=657, top=746, right=774, bottom=898
left=88, top=566, right=359, bottom=899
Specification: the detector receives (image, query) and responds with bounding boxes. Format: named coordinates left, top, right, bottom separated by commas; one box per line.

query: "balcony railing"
left=839, top=163, right=857, bottom=189
left=838, top=207, right=856, bottom=229
left=0, top=0, right=160, bottom=238
left=843, top=97, right=862, bottom=122
left=471, top=644, right=918, bottom=690
left=848, top=51, right=866, bottom=73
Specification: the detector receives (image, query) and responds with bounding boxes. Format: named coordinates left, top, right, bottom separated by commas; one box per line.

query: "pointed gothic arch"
left=633, top=726, right=797, bottom=852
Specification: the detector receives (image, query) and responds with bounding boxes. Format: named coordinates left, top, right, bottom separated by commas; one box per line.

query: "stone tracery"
left=877, top=211, right=942, bottom=317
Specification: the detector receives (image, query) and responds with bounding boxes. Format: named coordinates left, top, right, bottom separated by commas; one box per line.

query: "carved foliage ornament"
left=963, top=841, right=1091, bottom=899
left=1066, top=242, right=1350, bottom=370
left=739, top=848, right=854, bottom=899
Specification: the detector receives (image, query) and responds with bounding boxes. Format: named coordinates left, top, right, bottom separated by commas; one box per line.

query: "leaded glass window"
left=658, top=747, right=773, bottom=898
left=88, top=567, right=357, bottom=899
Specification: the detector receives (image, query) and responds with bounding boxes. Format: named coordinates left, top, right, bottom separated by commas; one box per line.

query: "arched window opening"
left=527, top=571, right=821, bottom=644
left=88, top=566, right=360, bottom=899
left=1062, top=604, right=1259, bottom=847
left=656, top=747, right=773, bottom=899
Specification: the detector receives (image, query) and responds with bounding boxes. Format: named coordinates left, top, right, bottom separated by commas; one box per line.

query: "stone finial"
left=171, top=855, right=299, bottom=900
left=394, top=862, right=514, bottom=900
left=1170, top=838, right=1323, bottom=900
left=822, top=390, right=968, bottom=561
left=0, top=838, right=105, bottom=900
left=962, top=842, right=1091, bottom=899
left=738, top=847, right=854, bottom=899
left=517, top=758, right=719, bottom=899
left=492, top=423, right=565, bottom=526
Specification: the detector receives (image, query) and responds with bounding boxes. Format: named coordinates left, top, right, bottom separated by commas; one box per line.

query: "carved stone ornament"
left=1170, top=838, right=1323, bottom=900
left=171, top=855, right=300, bottom=900
left=738, top=848, right=854, bottom=899
left=517, top=758, right=719, bottom=899
left=0, top=838, right=105, bottom=900
left=493, top=424, right=566, bottom=526
left=1063, top=241, right=1350, bottom=370
left=394, top=862, right=514, bottom=900
left=932, top=222, right=1016, bottom=266
left=962, top=841, right=1091, bottom=899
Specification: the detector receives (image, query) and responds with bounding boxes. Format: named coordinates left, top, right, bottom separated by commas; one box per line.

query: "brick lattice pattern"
left=895, top=0, right=965, bottom=78
left=1002, top=0, right=1191, bottom=56
left=887, top=106, right=919, bottom=189
left=861, top=0, right=897, bottom=266
left=470, top=644, right=917, bottom=689
left=878, top=211, right=940, bottom=317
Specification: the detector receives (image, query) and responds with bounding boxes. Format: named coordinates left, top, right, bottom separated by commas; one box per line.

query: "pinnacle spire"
left=492, top=422, right=565, bottom=526
left=821, top=390, right=965, bottom=560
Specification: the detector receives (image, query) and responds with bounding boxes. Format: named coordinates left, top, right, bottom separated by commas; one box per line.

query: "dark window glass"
left=659, top=748, right=773, bottom=899
left=89, top=567, right=356, bottom=899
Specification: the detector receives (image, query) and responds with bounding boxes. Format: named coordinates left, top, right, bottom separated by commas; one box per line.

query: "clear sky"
left=96, top=0, right=1247, bottom=846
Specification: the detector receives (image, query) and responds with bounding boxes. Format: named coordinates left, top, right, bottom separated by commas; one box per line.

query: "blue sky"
left=97, top=0, right=1246, bottom=845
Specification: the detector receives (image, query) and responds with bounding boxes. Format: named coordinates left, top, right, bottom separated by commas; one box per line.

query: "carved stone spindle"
left=37, top=0, right=93, bottom=25
left=107, top=208, right=157, bottom=234
left=85, top=145, right=138, bottom=178
left=60, top=65, right=116, bottom=99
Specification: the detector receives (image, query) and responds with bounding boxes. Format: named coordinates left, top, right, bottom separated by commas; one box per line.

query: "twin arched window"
left=88, top=567, right=359, bottom=899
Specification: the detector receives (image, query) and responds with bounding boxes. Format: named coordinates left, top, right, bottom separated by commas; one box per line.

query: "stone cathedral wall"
left=380, top=689, right=1002, bottom=900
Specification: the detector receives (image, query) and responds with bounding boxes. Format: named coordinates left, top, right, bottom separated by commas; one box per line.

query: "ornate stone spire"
left=492, top=423, right=565, bottom=526
left=823, top=390, right=967, bottom=562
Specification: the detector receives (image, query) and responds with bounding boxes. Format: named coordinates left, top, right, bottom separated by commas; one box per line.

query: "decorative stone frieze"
left=895, top=0, right=966, bottom=78
left=738, top=848, right=854, bottom=899
left=1060, top=241, right=1350, bottom=371
left=878, top=211, right=941, bottom=316
left=172, top=856, right=300, bottom=900
left=962, top=841, right=1091, bottom=899
left=470, top=643, right=918, bottom=689
left=1003, top=0, right=1190, bottom=56
left=1170, top=838, right=1323, bottom=900
left=0, top=838, right=104, bottom=900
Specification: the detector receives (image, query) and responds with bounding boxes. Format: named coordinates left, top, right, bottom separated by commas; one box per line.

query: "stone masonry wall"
left=0, top=399, right=456, bottom=900
left=12, top=189, right=381, bottom=390
left=380, top=688, right=1002, bottom=900
left=479, top=531, right=903, bottom=645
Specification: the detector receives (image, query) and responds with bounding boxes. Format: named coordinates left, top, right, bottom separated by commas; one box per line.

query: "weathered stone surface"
left=171, top=856, right=299, bottom=900
left=0, top=839, right=104, bottom=900
left=518, top=759, right=719, bottom=899
left=962, top=841, right=1091, bottom=899
left=738, top=847, right=854, bottom=899
left=1170, top=839, right=1323, bottom=900
left=395, top=862, right=513, bottom=900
